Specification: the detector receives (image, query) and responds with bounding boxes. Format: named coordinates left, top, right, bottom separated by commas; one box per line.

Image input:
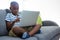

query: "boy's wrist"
left=13, top=21, right=15, bottom=23
left=12, top=21, right=16, bottom=25
left=29, top=32, right=32, bottom=37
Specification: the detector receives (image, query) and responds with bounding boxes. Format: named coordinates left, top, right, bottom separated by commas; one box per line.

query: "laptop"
left=14, top=10, right=40, bottom=27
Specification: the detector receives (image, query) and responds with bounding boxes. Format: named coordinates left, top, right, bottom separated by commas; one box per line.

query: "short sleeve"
left=36, top=16, right=42, bottom=25
left=5, top=13, right=11, bottom=22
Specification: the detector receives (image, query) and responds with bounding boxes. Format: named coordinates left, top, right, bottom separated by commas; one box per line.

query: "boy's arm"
left=6, top=18, right=20, bottom=31
left=29, top=24, right=41, bottom=36
left=6, top=21, right=15, bottom=31
left=29, top=16, right=42, bottom=36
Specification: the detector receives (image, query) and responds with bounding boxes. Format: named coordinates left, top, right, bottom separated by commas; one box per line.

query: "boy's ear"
left=10, top=7, right=11, bottom=10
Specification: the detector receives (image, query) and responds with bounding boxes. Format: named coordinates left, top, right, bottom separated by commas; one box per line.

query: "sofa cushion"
left=0, top=10, right=8, bottom=35
left=0, top=36, right=37, bottom=40
left=0, top=36, right=22, bottom=40
left=34, top=26, right=60, bottom=40
left=25, top=37, right=37, bottom=40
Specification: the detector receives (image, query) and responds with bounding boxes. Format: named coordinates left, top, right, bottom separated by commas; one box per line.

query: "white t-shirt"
left=5, top=13, right=22, bottom=28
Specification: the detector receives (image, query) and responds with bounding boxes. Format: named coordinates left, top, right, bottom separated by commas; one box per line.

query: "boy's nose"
left=14, top=10, right=18, bottom=12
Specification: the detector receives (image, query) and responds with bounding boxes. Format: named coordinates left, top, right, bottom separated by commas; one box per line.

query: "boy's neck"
left=12, top=13, right=18, bottom=16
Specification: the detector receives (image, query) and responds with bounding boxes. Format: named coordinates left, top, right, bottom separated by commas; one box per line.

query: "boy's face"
left=10, top=6, right=19, bottom=15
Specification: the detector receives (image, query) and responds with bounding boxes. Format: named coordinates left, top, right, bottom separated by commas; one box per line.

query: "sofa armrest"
left=42, top=20, right=58, bottom=26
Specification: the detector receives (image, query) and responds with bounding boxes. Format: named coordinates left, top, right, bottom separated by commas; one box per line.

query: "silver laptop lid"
left=14, top=10, right=40, bottom=27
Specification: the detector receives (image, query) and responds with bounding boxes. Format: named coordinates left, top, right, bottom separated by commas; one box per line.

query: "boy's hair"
left=10, top=1, right=19, bottom=7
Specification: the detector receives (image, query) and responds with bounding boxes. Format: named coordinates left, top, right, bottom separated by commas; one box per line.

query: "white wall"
left=22, top=0, right=60, bottom=26
left=0, top=0, right=23, bottom=11
left=0, top=0, right=60, bottom=26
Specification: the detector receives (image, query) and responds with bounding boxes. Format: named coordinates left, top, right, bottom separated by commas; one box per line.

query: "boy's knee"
left=12, top=27, right=23, bottom=37
left=12, top=27, right=19, bottom=33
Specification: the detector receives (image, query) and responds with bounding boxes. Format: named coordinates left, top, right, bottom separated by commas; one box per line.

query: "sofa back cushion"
left=0, top=10, right=8, bottom=36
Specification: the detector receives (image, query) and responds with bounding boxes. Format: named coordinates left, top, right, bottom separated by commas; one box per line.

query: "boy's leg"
left=21, top=27, right=32, bottom=39
left=28, top=26, right=41, bottom=35
left=12, top=27, right=26, bottom=37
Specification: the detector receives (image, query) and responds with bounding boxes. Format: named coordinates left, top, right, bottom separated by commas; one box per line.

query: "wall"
left=22, top=0, right=60, bottom=26
left=0, top=0, right=60, bottom=26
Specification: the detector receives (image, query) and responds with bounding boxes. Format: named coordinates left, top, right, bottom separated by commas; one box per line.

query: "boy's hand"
left=14, top=18, right=20, bottom=22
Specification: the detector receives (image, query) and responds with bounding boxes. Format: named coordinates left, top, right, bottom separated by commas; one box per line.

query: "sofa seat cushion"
left=0, top=36, right=22, bottom=40
left=0, top=36, right=38, bottom=40
left=34, top=26, right=60, bottom=40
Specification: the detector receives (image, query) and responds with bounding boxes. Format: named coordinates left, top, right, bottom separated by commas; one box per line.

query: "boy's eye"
left=11, top=7, right=19, bottom=10
left=12, top=8, right=18, bottom=10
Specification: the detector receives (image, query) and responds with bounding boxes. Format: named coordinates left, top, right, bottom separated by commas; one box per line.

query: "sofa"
left=0, top=9, right=60, bottom=40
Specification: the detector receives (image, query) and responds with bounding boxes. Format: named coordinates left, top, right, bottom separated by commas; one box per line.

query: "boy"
left=5, top=1, right=42, bottom=39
